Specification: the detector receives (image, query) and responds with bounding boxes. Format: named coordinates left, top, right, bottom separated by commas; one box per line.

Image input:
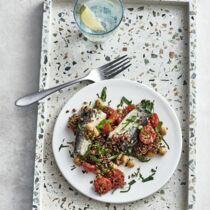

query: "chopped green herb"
left=120, top=187, right=131, bottom=193
left=128, top=180, right=136, bottom=185
left=81, top=144, right=92, bottom=160
left=92, top=142, right=109, bottom=157
left=140, top=100, right=154, bottom=113
left=108, top=154, right=119, bottom=160
left=81, top=142, right=111, bottom=168
left=138, top=167, right=157, bottom=182
left=108, top=100, right=112, bottom=106
left=117, top=96, right=132, bottom=107
left=140, top=174, right=154, bottom=182
left=156, top=121, right=163, bottom=132
left=162, top=138, right=170, bottom=150
left=58, top=144, right=69, bottom=152
left=71, top=165, right=76, bottom=171
left=100, top=87, right=107, bottom=102
left=130, top=168, right=141, bottom=178
left=136, top=155, right=151, bottom=162
left=111, top=188, right=117, bottom=194
left=77, top=124, right=82, bottom=130
left=120, top=180, right=136, bottom=193
left=89, top=155, right=100, bottom=164
left=151, top=168, right=157, bottom=173
left=122, top=115, right=137, bottom=129
left=101, top=168, right=111, bottom=175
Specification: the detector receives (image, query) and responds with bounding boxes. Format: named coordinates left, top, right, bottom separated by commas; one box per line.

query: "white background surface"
left=0, top=0, right=209, bottom=209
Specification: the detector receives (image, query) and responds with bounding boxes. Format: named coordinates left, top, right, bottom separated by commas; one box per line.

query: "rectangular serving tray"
left=32, top=0, right=196, bottom=209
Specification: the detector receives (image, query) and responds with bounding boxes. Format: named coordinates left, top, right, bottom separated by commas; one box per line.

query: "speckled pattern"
left=32, top=0, right=196, bottom=209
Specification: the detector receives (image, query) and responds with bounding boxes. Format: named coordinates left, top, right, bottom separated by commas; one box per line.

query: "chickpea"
left=121, top=155, right=129, bottom=165
left=86, top=123, right=94, bottom=131
left=160, top=125, right=167, bottom=136
left=117, top=153, right=123, bottom=160
left=74, top=155, right=82, bottom=166
left=85, top=123, right=99, bottom=139
left=158, top=147, right=167, bottom=156
left=95, top=98, right=105, bottom=110
left=126, top=159, right=135, bottom=168
left=93, top=127, right=99, bottom=137
left=147, top=152, right=156, bottom=157
left=110, top=162, right=118, bottom=169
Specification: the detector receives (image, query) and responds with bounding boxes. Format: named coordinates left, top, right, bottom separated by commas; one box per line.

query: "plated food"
left=68, top=87, right=169, bottom=194
left=52, top=79, right=182, bottom=203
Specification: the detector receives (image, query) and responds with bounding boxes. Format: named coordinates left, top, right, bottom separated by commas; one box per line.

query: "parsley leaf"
left=136, top=155, right=151, bottom=162
left=122, top=115, right=137, bottom=129
left=89, top=155, right=100, bottom=164
left=155, top=121, right=163, bottom=133
left=100, top=87, right=107, bottom=102
left=140, top=174, right=154, bottom=182
left=162, top=138, right=170, bottom=150
left=140, top=100, right=154, bottom=113
left=58, top=144, right=69, bottom=152
left=120, top=180, right=136, bottom=193
left=117, top=96, right=132, bottom=107
left=139, top=168, right=157, bottom=182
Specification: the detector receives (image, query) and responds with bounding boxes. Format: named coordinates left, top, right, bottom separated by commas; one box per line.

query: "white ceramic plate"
left=52, top=79, right=182, bottom=203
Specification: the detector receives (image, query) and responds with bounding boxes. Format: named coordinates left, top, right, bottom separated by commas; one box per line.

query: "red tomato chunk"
left=94, top=177, right=113, bottom=194
left=139, top=125, right=157, bottom=145
left=126, top=104, right=136, bottom=112
left=149, top=113, right=159, bottom=128
left=106, top=169, right=125, bottom=189
left=82, top=162, right=96, bottom=173
left=102, top=123, right=112, bottom=135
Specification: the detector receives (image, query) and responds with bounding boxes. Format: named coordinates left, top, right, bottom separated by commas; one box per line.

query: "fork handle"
left=15, top=75, right=91, bottom=107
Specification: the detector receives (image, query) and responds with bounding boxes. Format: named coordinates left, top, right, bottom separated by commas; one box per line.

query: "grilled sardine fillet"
left=109, top=109, right=147, bottom=138
left=108, top=107, right=149, bottom=149
left=74, top=107, right=106, bottom=155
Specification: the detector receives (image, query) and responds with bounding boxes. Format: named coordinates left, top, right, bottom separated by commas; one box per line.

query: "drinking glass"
left=73, top=0, right=124, bottom=42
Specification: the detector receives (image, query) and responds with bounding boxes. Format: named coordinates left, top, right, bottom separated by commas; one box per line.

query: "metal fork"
left=15, top=55, right=131, bottom=107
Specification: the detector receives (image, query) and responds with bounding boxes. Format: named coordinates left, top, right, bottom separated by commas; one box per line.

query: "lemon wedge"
left=80, top=4, right=105, bottom=32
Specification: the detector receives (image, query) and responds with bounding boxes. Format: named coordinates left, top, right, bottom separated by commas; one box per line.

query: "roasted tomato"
left=104, top=107, right=115, bottom=117
left=139, top=125, right=157, bottom=145
left=102, top=123, right=112, bottom=135
left=106, top=169, right=125, bottom=189
left=109, top=112, right=122, bottom=124
left=149, top=113, right=159, bottom=128
left=126, top=104, right=136, bottom=112
left=116, top=116, right=123, bottom=124
left=122, top=105, right=136, bottom=117
left=109, top=112, right=118, bottom=122
left=94, top=177, right=112, bottom=194
left=82, top=162, right=96, bottom=173
left=104, top=107, right=122, bottom=125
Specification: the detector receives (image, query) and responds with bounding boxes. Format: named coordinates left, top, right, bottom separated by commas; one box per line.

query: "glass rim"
left=73, top=0, right=124, bottom=36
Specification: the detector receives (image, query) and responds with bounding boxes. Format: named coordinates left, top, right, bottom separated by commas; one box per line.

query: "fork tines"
left=100, top=55, right=131, bottom=79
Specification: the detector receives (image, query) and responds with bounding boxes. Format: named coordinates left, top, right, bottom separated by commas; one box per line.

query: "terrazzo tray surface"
left=32, top=0, right=196, bottom=209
